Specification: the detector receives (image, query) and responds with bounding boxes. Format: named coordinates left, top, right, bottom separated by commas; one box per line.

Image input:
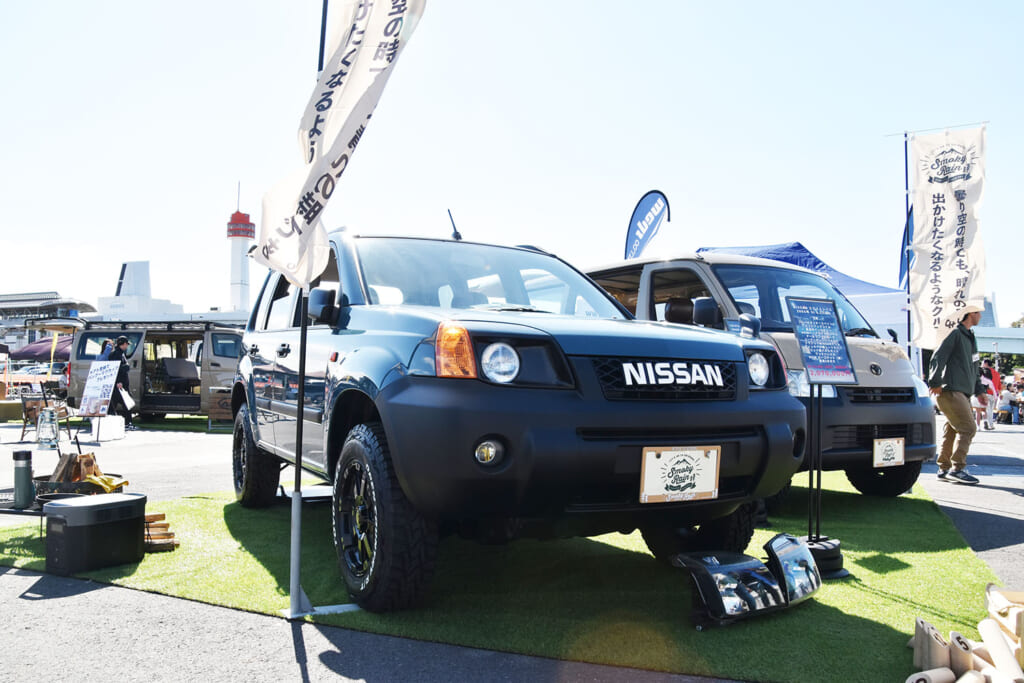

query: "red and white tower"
left=227, top=211, right=255, bottom=311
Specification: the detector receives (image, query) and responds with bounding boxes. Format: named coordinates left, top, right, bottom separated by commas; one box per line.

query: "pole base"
left=801, top=535, right=851, bottom=580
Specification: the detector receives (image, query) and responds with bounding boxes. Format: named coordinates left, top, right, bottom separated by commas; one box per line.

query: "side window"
left=588, top=268, right=642, bottom=316
left=211, top=334, right=242, bottom=358
left=264, top=277, right=295, bottom=330
left=76, top=333, right=108, bottom=360
left=651, top=269, right=720, bottom=327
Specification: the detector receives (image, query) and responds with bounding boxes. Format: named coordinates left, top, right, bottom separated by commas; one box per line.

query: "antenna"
left=447, top=209, right=462, bottom=241
left=236, top=181, right=241, bottom=211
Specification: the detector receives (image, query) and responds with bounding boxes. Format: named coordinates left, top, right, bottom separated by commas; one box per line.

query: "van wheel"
left=232, top=404, right=279, bottom=507
left=845, top=461, right=922, bottom=497
left=332, top=422, right=438, bottom=612
left=641, top=502, right=756, bottom=562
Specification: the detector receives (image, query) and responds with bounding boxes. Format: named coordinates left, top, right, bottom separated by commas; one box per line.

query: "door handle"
left=277, top=343, right=291, bottom=357
left=210, top=362, right=221, bottom=367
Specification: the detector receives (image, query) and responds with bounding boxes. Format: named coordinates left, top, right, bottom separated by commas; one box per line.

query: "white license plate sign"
left=640, top=446, right=721, bottom=503
left=873, top=437, right=905, bottom=468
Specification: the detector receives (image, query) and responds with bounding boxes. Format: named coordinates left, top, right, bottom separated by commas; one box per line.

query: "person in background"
left=996, top=383, right=1014, bottom=424
left=981, top=358, right=1000, bottom=430
left=106, top=336, right=135, bottom=430
left=979, top=365, right=996, bottom=430
left=97, top=338, right=115, bottom=360
left=927, top=305, right=986, bottom=485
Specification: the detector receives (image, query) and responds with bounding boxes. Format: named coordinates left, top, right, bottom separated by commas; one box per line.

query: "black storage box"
left=44, top=492, right=147, bottom=576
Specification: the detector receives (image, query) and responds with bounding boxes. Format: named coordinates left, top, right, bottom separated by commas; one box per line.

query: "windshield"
left=354, top=238, right=626, bottom=319
left=712, top=264, right=873, bottom=335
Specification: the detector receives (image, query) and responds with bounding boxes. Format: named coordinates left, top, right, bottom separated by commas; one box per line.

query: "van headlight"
left=786, top=370, right=836, bottom=398
left=912, top=375, right=931, bottom=398
left=481, top=342, right=520, bottom=383
left=747, top=352, right=770, bottom=387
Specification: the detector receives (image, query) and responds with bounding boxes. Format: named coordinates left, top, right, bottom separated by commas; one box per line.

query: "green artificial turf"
left=0, top=473, right=998, bottom=682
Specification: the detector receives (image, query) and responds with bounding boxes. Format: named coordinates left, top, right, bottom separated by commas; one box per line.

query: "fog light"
left=474, top=439, right=504, bottom=465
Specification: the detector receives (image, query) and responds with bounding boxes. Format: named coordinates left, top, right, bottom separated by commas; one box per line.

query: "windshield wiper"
left=845, top=327, right=878, bottom=338
left=480, top=304, right=551, bottom=313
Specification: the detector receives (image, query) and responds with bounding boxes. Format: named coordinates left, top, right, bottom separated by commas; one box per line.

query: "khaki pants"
left=935, top=391, right=976, bottom=470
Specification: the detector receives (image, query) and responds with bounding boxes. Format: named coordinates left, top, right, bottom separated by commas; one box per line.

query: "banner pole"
left=904, top=132, right=913, bottom=360
left=288, top=289, right=312, bottom=618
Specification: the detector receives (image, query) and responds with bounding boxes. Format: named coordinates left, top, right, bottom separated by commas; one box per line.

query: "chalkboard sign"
left=784, top=297, right=857, bottom=386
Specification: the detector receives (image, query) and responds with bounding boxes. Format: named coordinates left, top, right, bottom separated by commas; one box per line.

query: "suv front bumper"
left=377, top=375, right=806, bottom=521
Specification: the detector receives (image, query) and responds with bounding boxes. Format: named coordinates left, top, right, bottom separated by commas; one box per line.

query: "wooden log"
left=949, top=632, right=974, bottom=678
left=144, top=531, right=175, bottom=540
left=144, top=513, right=166, bottom=522
left=50, top=452, right=77, bottom=482
left=144, top=522, right=170, bottom=530
left=904, top=667, right=954, bottom=683
left=978, top=618, right=1024, bottom=682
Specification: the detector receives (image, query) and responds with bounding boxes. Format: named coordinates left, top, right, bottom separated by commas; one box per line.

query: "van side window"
left=265, top=277, right=295, bottom=330
left=211, top=333, right=242, bottom=358
left=77, top=334, right=109, bottom=360
left=588, top=268, right=642, bottom=316
left=651, top=269, right=720, bottom=327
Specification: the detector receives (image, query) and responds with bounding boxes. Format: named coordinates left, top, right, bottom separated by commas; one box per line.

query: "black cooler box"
left=44, top=492, right=147, bottom=576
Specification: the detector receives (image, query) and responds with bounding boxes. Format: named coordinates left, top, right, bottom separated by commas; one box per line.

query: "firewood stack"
left=144, top=513, right=179, bottom=553
left=907, top=584, right=1024, bottom=682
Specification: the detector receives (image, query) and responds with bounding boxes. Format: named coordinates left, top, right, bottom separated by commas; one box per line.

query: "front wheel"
left=332, top=422, right=438, bottom=612
left=641, top=502, right=757, bottom=563
left=232, top=404, right=280, bottom=507
left=844, top=461, right=923, bottom=497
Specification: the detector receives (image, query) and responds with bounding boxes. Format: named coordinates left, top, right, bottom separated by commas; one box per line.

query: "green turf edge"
left=0, top=473, right=1000, bottom=682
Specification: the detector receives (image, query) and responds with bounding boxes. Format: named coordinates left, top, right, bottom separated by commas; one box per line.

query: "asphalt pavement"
left=1, top=415, right=1021, bottom=681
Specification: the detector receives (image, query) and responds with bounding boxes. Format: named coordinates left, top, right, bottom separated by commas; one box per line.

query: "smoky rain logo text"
left=922, top=143, right=981, bottom=184
left=662, top=452, right=702, bottom=493
left=622, top=361, right=725, bottom=387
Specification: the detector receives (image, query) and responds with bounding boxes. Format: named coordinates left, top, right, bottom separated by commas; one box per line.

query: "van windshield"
left=711, top=264, right=874, bottom=335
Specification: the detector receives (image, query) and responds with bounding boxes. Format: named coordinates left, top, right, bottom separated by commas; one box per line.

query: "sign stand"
left=785, top=297, right=857, bottom=580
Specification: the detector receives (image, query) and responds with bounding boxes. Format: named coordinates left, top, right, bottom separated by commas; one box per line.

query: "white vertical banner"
left=908, top=126, right=987, bottom=349
left=255, top=0, right=427, bottom=290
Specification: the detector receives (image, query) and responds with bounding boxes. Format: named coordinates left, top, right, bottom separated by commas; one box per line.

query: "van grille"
left=829, top=423, right=930, bottom=450
left=843, top=387, right=916, bottom=403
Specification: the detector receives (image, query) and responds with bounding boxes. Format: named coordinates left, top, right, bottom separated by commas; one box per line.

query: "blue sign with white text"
left=785, top=297, right=857, bottom=385
left=624, top=190, right=670, bottom=259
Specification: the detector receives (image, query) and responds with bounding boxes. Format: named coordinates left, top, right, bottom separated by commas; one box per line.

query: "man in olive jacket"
left=927, top=304, right=985, bottom=485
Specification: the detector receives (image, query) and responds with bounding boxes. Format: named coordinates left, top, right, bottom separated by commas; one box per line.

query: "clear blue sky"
left=3, top=2, right=1022, bottom=323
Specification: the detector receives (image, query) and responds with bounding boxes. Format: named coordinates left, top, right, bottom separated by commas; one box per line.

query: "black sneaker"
left=937, top=470, right=949, bottom=481
left=947, top=469, right=979, bottom=485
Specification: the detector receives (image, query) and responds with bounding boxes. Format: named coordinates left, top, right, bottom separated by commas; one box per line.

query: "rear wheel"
left=641, top=502, right=757, bottom=562
left=844, top=461, right=923, bottom=497
left=332, top=422, right=438, bottom=612
left=232, top=404, right=280, bottom=507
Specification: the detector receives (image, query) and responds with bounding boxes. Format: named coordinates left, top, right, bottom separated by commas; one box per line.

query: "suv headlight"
left=747, top=352, right=770, bottom=387
left=744, top=349, right=786, bottom=389
left=786, top=369, right=836, bottom=398
left=481, top=342, right=520, bottom=383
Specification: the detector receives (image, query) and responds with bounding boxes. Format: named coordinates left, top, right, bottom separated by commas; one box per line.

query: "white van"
left=587, top=252, right=936, bottom=497
left=28, top=318, right=242, bottom=418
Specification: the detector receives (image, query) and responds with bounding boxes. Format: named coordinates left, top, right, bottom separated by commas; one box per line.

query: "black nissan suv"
left=231, top=233, right=806, bottom=611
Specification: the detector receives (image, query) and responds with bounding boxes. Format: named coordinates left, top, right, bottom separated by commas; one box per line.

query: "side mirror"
left=308, top=288, right=338, bottom=326
left=692, top=297, right=721, bottom=327
left=738, top=313, right=761, bottom=339
left=887, top=328, right=899, bottom=343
